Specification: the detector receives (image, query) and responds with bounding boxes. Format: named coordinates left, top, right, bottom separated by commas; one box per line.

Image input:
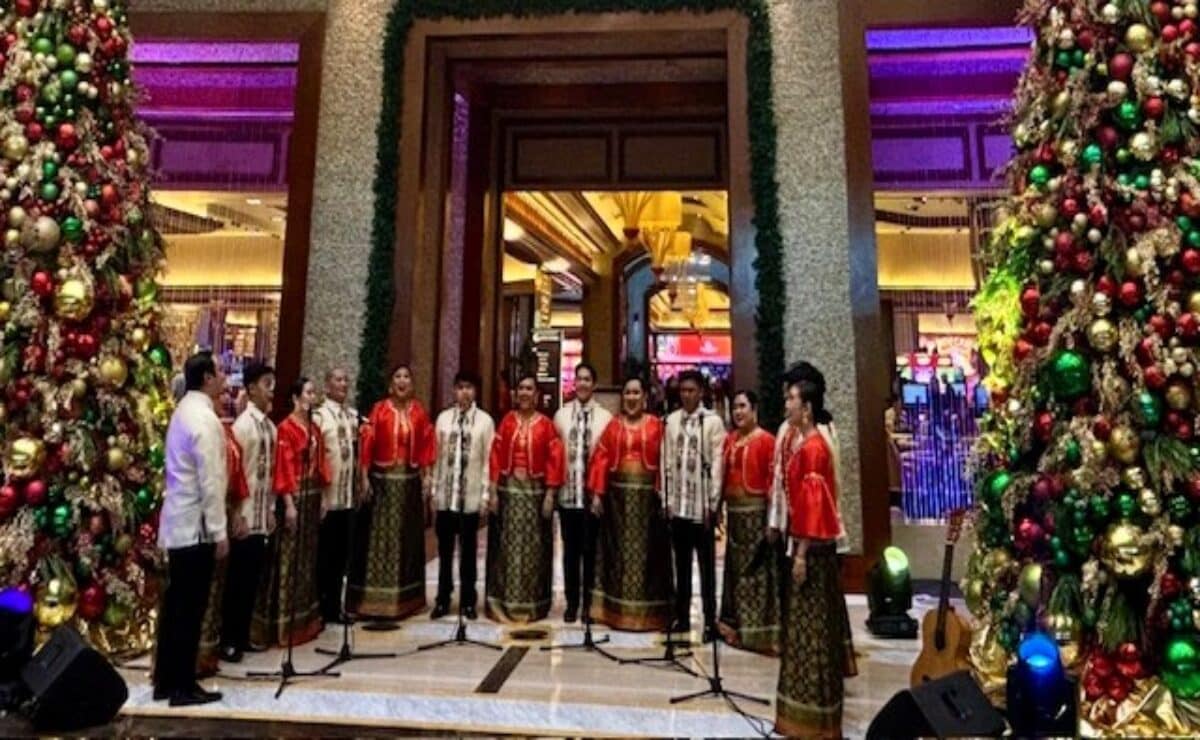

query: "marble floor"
left=114, top=552, right=946, bottom=738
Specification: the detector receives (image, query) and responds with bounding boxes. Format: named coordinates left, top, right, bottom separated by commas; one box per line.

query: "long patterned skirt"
left=485, top=476, right=552, bottom=623
left=717, top=495, right=779, bottom=655
left=251, top=486, right=323, bottom=647
left=349, top=468, right=426, bottom=619
left=775, top=543, right=854, bottom=739
left=590, top=470, right=672, bottom=632
left=196, top=559, right=228, bottom=676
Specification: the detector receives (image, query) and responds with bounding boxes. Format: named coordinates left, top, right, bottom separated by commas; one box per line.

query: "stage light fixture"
left=866, top=545, right=918, bottom=638
left=1007, top=632, right=1077, bottom=737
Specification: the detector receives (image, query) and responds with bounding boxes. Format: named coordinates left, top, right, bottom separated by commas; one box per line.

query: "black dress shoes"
left=702, top=623, right=717, bottom=643
left=153, top=685, right=169, bottom=701
left=431, top=603, right=450, bottom=619
left=669, top=618, right=691, bottom=635
left=219, top=645, right=244, bottom=663
left=243, top=643, right=269, bottom=653
left=564, top=605, right=578, bottom=624
left=169, top=684, right=222, bottom=707
left=463, top=605, right=478, bottom=620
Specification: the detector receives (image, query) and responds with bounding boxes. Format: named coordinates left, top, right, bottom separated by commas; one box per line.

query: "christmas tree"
left=0, top=0, right=170, bottom=655
left=967, top=0, right=1200, bottom=732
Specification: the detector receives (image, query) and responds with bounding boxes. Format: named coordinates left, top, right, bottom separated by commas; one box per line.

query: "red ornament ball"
left=1060, top=198, right=1080, bottom=218
left=1031, top=321, right=1053, bottom=346
left=1110, top=53, right=1134, bottom=81
left=1149, top=314, right=1174, bottom=339
left=1014, top=338, right=1034, bottom=362
left=1151, top=0, right=1172, bottom=23
left=24, top=479, right=45, bottom=506
left=1145, top=365, right=1169, bottom=390
left=1188, top=473, right=1200, bottom=500
left=1184, top=249, right=1200, bottom=274
left=1182, top=19, right=1198, bottom=39
left=78, top=583, right=106, bottom=621
left=1144, top=97, right=1166, bottom=119
left=1098, top=126, right=1121, bottom=149
left=95, top=16, right=113, bottom=37
left=1119, top=281, right=1143, bottom=307
left=100, top=184, right=118, bottom=207
left=1021, top=286, right=1041, bottom=317
left=0, top=484, right=20, bottom=517
left=1164, top=25, right=1181, bottom=44
left=1093, top=416, right=1113, bottom=440
left=56, top=123, right=78, bottom=151
left=74, top=332, right=98, bottom=359
left=1097, top=275, right=1117, bottom=297
left=1089, top=203, right=1108, bottom=226
left=1035, top=411, right=1056, bottom=442
left=1032, top=476, right=1054, bottom=501
left=30, top=271, right=53, bottom=297
left=14, top=0, right=35, bottom=18
left=25, top=121, right=42, bottom=143
left=1188, top=41, right=1200, bottom=59
left=1162, top=572, right=1183, bottom=598
left=1179, top=312, right=1200, bottom=339
left=1073, top=250, right=1095, bottom=274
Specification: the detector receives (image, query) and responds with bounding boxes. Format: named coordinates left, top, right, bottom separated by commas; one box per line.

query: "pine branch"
left=1099, top=587, right=1139, bottom=652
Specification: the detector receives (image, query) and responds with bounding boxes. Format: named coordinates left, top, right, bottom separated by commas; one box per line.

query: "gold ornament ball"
left=1188, top=292, right=1200, bottom=315
left=69, top=378, right=88, bottom=400
left=27, top=215, right=61, bottom=253
left=129, top=327, right=150, bottom=351
left=1126, top=23, right=1155, bottom=53
left=1130, top=131, right=1158, bottom=161
left=105, top=446, right=129, bottom=472
left=5, top=437, right=45, bottom=479
left=1020, top=563, right=1043, bottom=607
left=1169, top=525, right=1186, bottom=548
left=1167, top=382, right=1193, bottom=411
left=0, top=300, right=10, bottom=323
left=0, top=403, right=6, bottom=425
left=1125, top=247, right=1146, bottom=276
left=1051, top=90, right=1072, bottom=119
left=3, top=134, right=28, bottom=162
left=1087, top=318, right=1118, bottom=352
left=1035, top=203, right=1058, bottom=228
left=1102, top=521, right=1153, bottom=578
left=982, top=548, right=1013, bottom=574
left=1109, top=426, right=1140, bottom=464
left=1139, top=488, right=1162, bottom=517
left=964, top=578, right=986, bottom=617
left=35, top=578, right=78, bottom=628
left=1122, top=467, right=1148, bottom=490
left=54, top=278, right=94, bottom=321
left=98, top=356, right=128, bottom=387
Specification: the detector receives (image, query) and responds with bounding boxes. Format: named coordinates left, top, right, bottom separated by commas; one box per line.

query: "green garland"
left=359, top=0, right=786, bottom=427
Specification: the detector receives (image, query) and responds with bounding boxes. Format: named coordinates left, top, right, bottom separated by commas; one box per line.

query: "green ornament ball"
left=51, top=503, right=72, bottom=536
left=1115, top=100, right=1142, bottom=130
left=1133, top=390, right=1164, bottom=428
left=61, top=217, right=83, bottom=243
left=148, top=445, right=165, bottom=470
left=55, top=43, right=76, bottom=66
left=1055, top=49, right=1073, bottom=69
left=1179, top=216, right=1194, bottom=232
left=1168, top=495, right=1192, bottom=522
left=1081, top=143, right=1103, bottom=168
left=1163, top=636, right=1200, bottom=700
left=1135, top=174, right=1150, bottom=191
left=40, top=182, right=60, bottom=202
left=1029, top=164, right=1051, bottom=186
left=1089, top=496, right=1111, bottom=523
left=1053, top=549, right=1070, bottom=568
left=1117, top=173, right=1132, bottom=187
left=1117, top=492, right=1138, bottom=519
left=41, top=160, right=58, bottom=181
left=134, top=486, right=155, bottom=516
left=1116, top=148, right=1132, bottom=166
left=101, top=600, right=129, bottom=628
left=1047, top=349, right=1091, bottom=400
left=58, top=69, right=78, bottom=90
left=134, top=277, right=158, bottom=304
left=982, top=470, right=1013, bottom=507
left=1065, top=439, right=1082, bottom=467
left=33, top=37, right=54, bottom=55
left=1189, top=231, right=1200, bottom=249
left=1072, top=49, right=1085, bottom=67
left=146, top=344, right=169, bottom=368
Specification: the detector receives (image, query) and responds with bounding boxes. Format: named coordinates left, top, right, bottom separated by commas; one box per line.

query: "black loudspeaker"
left=19, top=626, right=128, bottom=731
left=866, top=670, right=1006, bottom=740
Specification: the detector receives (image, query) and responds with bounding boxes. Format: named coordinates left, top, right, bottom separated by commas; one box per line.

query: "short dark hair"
left=622, top=374, right=645, bottom=391
left=290, top=375, right=311, bottom=402
left=575, top=362, right=598, bottom=383
left=391, top=363, right=412, bottom=378
left=244, top=361, right=275, bottom=388
left=184, top=352, right=217, bottom=391
left=454, top=370, right=481, bottom=389
left=677, top=369, right=706, bottom=390
left=516, top=370, right=538, bottom=387
left=784, top=361, right=824, bottom=390
left=734, top=389, right=758, bottom=408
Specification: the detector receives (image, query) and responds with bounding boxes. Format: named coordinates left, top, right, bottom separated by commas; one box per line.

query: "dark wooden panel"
left=510, top=131, right=612, bottom=186
left=619, top=129, right=724, bottom=185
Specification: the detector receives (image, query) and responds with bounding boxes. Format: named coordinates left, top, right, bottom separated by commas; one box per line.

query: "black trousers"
left=559, top=507, right=598, bottom=613
left=670, top=518, right=716, bottom=628
left=318, top=508, right=354, bottom=622
left=435, top=510, right=480, bottom=608
left=154, top=543, right=215, bottom=693
left=220, top=534, right=266, bottom=650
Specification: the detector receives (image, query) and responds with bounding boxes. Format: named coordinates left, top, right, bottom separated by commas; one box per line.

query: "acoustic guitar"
left=910, top=509, right=972, bottom=687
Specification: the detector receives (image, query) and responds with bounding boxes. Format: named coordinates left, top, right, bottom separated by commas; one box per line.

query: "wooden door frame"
left=129, top=12, right=325, bottom=419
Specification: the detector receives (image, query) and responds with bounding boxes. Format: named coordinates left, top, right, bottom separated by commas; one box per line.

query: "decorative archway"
left=355, top=0, right=788, bottom=427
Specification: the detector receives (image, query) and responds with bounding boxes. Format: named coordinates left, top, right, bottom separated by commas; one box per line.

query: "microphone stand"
left=316, top=411, right=396, bottom=669
left=671, top=502, right=767, bottom=707
left=418, top=459, right=501, bottom=654
left=247, top=405, right=339, bottom=698
left=542, top=497, right=622, bottom=664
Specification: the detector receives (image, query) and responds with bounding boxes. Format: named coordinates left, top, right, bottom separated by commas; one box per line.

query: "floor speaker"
left=866, top=670, right=1006, bottom=739
left=19, top=626, right=128, bottom=731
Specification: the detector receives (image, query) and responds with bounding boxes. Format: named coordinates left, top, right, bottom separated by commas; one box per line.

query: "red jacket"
left=587, top=416, right=663, bottom=495
left=274, top=416, right=332, bottom=497
left=360, top=398, right=436, bottom=470
left=489, top=411, right=565, bottom=486
left=786, top=431, right=841, bottom=541
left=224, top=423, right=250, bottom=503
left=722, top=427, right=775, bottom=497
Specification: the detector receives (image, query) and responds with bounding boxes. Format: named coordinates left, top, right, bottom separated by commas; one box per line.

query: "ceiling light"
left=542, top=257, right=570, bottom=274
left=503, top=218, right=526, bottom=242
left=245, top=198, right=263, bottom=205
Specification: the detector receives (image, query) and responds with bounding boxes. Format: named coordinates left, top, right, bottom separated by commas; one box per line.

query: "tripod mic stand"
left=418, top=496, right=500, bottom=654
left=542, top=504, right=622, bottom=663
left=247, top=406, right=339, bottom=698
left=671, top=507, right=767, bottom=707
left=316, top=418, right=396, bottom=669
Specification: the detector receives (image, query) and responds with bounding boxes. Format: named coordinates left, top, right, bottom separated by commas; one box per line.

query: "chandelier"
left=612, top=192, right=686, bottom=279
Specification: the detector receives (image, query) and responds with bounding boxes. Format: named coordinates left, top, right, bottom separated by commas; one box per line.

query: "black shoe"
left=564, top=605, right=578, bottom=624
left=153, top=685, right=169, bottom=701
left=243, top=643, right=268, bottom=654
left=702, top=624, right=717, bottom=643
left=169, top=686, right=222, bottom=707
left=219, top=645, right=244, bottom=663
left=463, top=605, right=478, bottom=620
left=431, top=603, right=449, bottom=619
left=669, top=619, right=691, bottom=634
